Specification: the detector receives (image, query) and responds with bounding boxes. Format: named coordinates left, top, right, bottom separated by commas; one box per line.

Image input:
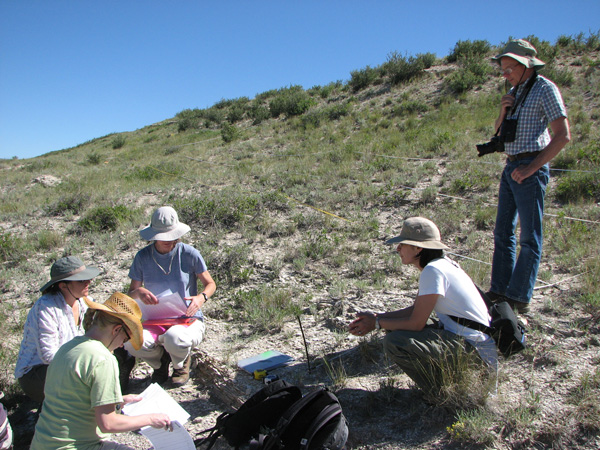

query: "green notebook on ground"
left=237, top=350, right=294, bottom=373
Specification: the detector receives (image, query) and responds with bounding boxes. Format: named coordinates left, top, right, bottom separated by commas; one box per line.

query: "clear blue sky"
left=1, top=1, right=598, bottom=160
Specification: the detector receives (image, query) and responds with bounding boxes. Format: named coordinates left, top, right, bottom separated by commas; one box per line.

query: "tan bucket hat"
left=84, top=293, right=143, bottom=350
left=385, top=217, right=449, bottom=250
left=492, top=39, right=546, bottom=69
left=139, top=206, right=190, bottom=241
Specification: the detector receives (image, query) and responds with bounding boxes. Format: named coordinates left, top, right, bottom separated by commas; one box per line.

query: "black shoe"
left=498, top=296, right=530, bottom=313
left=485, top=291, right=503, bottom=303
left=151, top=352, right=170, bottom=385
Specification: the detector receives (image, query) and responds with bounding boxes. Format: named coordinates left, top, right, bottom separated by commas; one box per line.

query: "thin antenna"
left=297, top=315, right=312, bottom=373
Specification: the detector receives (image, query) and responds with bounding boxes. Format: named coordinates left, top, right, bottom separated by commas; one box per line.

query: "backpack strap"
left=446, top=314, right=493, bottom=336
left=298, top=403, right=342, bottom=450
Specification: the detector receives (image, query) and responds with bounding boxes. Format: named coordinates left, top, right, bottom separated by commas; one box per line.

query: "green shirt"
left=31, top=336, right=122, bottom=450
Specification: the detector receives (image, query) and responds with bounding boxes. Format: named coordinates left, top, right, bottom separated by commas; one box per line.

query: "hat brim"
left=84, top=296, right=144, bottom=351
left=385, top=236, right=449, bottom=249
left=40, top=266, right=100, bottom=292
left=139, top=223, right=190, bottom=242
left=492, top=53, right=546, bottom=69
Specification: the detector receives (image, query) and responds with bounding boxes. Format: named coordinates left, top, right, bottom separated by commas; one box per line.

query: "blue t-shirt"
left=129, top=242, right=208, bottom=319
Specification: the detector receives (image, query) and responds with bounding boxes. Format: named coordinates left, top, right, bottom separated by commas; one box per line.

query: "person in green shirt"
left=31, top=292, right=172, bottom=450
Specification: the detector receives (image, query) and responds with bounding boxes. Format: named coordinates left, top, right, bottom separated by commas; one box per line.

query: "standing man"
left=487, top=39, right=570, bottom=312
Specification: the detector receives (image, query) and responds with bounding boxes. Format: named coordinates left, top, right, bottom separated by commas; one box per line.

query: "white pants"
left=124, top=320, right=205, bottom=369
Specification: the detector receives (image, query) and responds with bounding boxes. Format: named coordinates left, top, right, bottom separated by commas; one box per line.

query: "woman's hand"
left=184, top=294, right=205, bottom=316
left=130, top=286, right=158, bottom=305
left=148, top=413, right=172, bottom=431
left=348, top=312, right=376, bottom=336
left=122, top=394, right=143, bottom=405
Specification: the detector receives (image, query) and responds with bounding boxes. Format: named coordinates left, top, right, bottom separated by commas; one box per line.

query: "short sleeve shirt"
left=504, top=74, right=568, bottom=156
left=129, top=242, right=208, bottom=319
left=30, top=337, right=122, bottom=450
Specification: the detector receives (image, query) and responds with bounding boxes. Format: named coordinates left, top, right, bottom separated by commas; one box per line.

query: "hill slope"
left=1, top=36, right=599, bottom=449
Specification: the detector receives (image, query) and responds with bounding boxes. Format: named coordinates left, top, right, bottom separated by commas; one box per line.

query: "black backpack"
left=448, top=288, right=527, bottom=358
left=262, top=387, right=348, bottom=450
left=195, top=380, right=348, bottom=450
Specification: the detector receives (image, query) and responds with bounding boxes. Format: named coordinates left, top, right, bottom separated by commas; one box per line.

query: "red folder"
left=143, top=317, right=197, bottom=327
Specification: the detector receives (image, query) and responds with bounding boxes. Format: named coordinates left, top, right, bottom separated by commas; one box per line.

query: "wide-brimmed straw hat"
left=84, top=293, right=143, bottom=350
left=385, top=217, right=449, bottom=250
left=492, top=39, right=546, bottom=69
left=139, top=206, right=190, bottom=241
left=40, top=256, right=100, bottom=292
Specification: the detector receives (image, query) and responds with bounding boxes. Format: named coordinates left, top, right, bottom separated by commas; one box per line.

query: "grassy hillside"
left=1, top=32, right=599, bottom=449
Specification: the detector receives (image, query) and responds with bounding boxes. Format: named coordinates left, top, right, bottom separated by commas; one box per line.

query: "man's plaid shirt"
left=504, top=74, right=567, bottom=156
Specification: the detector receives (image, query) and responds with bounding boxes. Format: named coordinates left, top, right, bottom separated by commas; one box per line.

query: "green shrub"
left=45, top=192, right=90, bottom=216
left=383, top=51, right=427, bottom=85
left=36, top=230, right=63, bottom=251
left=447, top=40, right=491, bottom=62
left=173, top=193, right=259, bottom=230
left=77, top=205, right=135, bottom=233
left=554, top=172, right=600, bottom=203
left=126, top=163, right=184, bottom=181
left=269, top=86, right=314, bottom=117
left=0, top=232, right=26, bottom=262
left=248, top=103, right=271, bottom=125
left=391, top=100, right=429, bottom=116
left=111, top=135, right=126, bottom=149
left=324, top=103, right=350, bottom=120
left=221, top=122, right=239, bottom=143
left=541, top=65, right=575, bottom=87
left=445, top=56, right=492, bottom=94
left=230, top=287, right=301, bottom=334
left=349, top=66, right=379, bottom=92
left=86, top=152, right=102, bottom=165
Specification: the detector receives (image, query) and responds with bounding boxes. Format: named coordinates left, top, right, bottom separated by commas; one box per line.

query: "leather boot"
left=171, top=355, right=191, bottom=386
left=151, top=352, right=170, bottom=385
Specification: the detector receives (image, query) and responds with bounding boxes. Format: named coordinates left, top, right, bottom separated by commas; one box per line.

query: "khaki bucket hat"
left=84, top=292, right=144, bottom=350
left=139, top=206, right=190, bottom=241
left=492, top=39, right=546, bottom=69
left=40, top=256, right=100, bottom=292
left=385, top=217, right=449, bottom=250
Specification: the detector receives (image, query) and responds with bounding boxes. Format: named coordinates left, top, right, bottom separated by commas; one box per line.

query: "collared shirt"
left=504, top=74, right=567, bottom=156
left=14, top=292, right=88, bottom=379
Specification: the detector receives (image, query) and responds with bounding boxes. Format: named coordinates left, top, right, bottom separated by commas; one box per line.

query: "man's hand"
left=348, top=312, right=376, bottom=336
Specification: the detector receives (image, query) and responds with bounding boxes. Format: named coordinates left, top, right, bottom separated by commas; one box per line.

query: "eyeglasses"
left=501, top=64, right=521, bottom=75
left=120, top=326, right=131, bottom=343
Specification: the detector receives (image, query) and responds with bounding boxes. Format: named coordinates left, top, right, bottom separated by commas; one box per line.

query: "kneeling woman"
left=31, top=293, right=171, bottom=450
left=348, top=217, right=497, bottom=395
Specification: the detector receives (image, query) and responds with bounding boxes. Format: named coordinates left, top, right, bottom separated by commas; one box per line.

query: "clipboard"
left=143, top=317, right=197, bottom=327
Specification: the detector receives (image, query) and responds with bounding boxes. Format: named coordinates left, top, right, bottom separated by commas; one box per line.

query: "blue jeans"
left=491, top=158, right=549, bottom=303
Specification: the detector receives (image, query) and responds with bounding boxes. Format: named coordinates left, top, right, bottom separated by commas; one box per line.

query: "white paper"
left=136, top=291, right=187, bottom=321
left=140, top=420, right=195, bottom=450
left=122, top=383, right=190, bottom=425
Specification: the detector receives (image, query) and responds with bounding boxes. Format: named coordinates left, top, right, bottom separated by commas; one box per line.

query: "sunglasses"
left=120, top=326, right=131, bottom=343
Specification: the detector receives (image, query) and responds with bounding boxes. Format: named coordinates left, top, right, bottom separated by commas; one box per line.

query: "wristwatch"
left=375, top=315, right=381, bottom=330
left=201, top=292, right=208, bottom=303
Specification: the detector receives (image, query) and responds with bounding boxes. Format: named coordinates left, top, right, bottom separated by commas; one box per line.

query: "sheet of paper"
left=122, top=383, right=190, bottom=425
left=136, top=291, right=187, bottom=320
left=140, top=420, right=195, bottom=450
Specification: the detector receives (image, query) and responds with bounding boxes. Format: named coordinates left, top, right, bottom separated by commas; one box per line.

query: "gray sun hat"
left=139, top=206, right=191, bottom=241
left=492, top=39, right=546, bottom=69
left=40, top=256, right=100, bottom=292
left=385, top=217, right=449, bottom=250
